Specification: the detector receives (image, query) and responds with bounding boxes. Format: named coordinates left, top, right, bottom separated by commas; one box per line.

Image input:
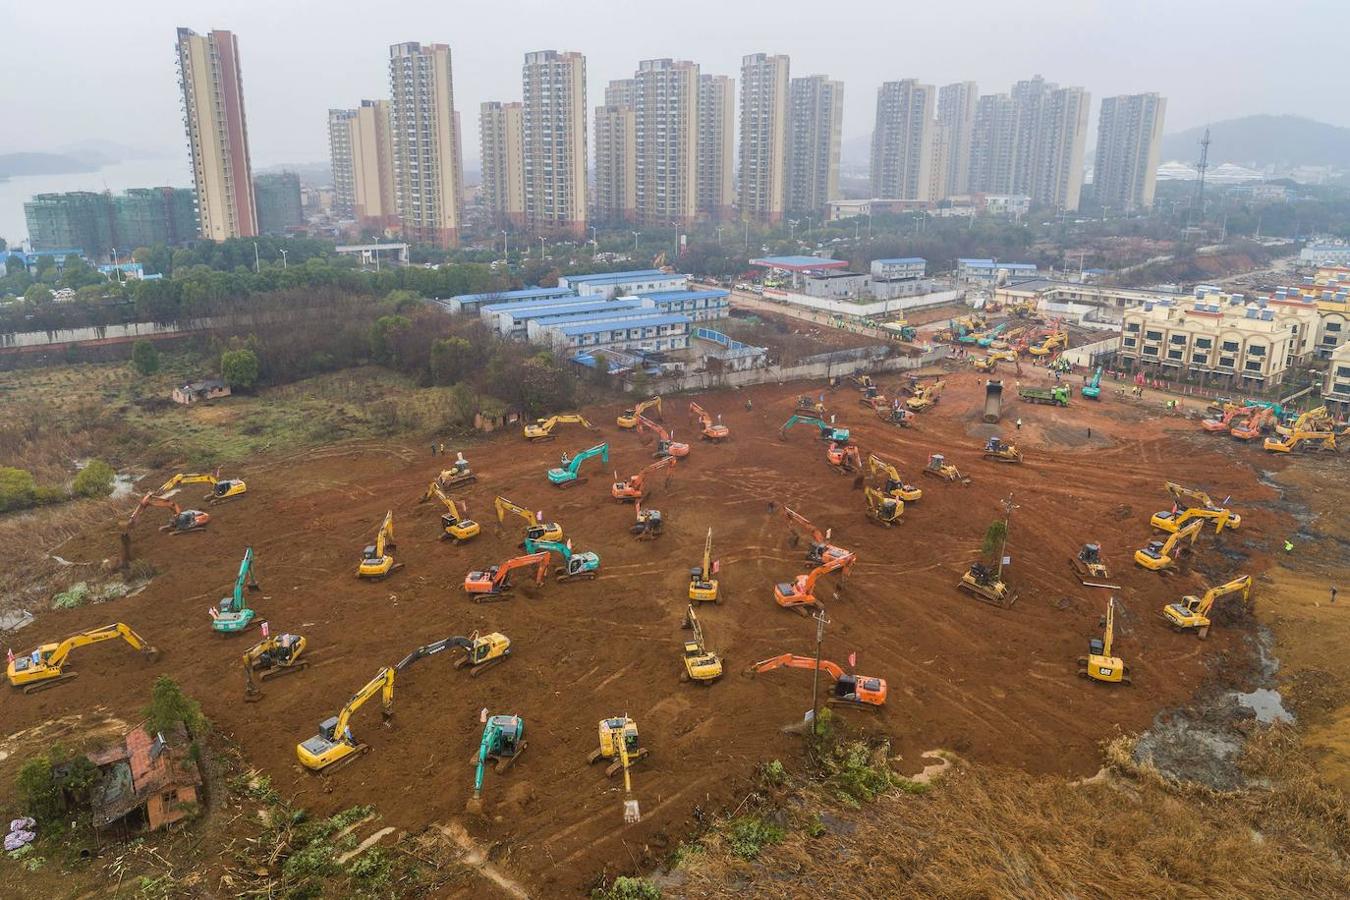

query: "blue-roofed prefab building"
left=957, top=259, right=1039, bottom=283
left=559, top=269, right=687, bottom=299
left=437, top=286, right=574, bottom=315
left=540, top=313, right=692, bottom=354
left=634, top=289, right=729, bottom=322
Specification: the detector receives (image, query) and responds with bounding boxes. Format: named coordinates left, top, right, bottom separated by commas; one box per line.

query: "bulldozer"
left=868, top=454, right=922, bottom=502
left=746, top=654, right=888, bottom=708
left=243, top=632, right=308, bottom=702
left=466, top=714, right=528, bottom=814
left=464, top=552, right=551, bottom=600
left=617, top=396, right=662, bottom=430
left=681, top=605, right=723, bottom=683
left=420, top=483, right=481, bottom=543
left=1071, top=543, right=1120, bottom=589
left=906, top=379, right=945, bottom=412
left=688, top=528, right=720, bottom=603
left=8, top=623, right=159, bottom=693
left=981, top=436, right=1023, bottom=463
left=864, top=486, right=902, bottom=526
left=1078, top=597, right=1130, bottom=685
left=959, top=561, right=1015, bottom=608
left=434, top=453, right=477, bottom=489
left=357, top=511, right=402, bottom=580
left=922, top=453, right=970, bottom=484
left=1163, top=575, right=1253, bottom=639
left=494, top=495, right=563, bottom=545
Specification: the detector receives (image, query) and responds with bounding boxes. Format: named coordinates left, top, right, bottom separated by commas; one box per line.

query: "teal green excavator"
left=523, top=538, right=601, bottom=581
left=1082, top=366, right=1103, bottom=400
left=466, top=714, right=527, bottom=814
left=212, top=547, right=260, bottom=634
left=547, top=443, right=609, bottom=488
left=779, top=414, right=849, bottom=443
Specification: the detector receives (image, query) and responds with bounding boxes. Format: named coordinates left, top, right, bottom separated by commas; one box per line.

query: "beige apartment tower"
left=968, top=92, right=1017, bottom=194
left=937, top=81, right=978, bottom=197
left=786, top=75, right=844, bottom=214
left=176, top=27, right=257, bottom=240
left=634, top=59, right=700, bottom=227
left=350, top=100, right=397, bottom=229
left=328, top=109, right=358, bottom=219
left=594, top=101, right=636, bottom=223
left=697, top=74, right=735, bottom=221
left=1094, top=93, right=1167, bottom=211
left=388, top=42, right=464, bottom=247
left=871, top=79, right=935, bottom=201
left=738, top=53, right=790, bottom=223
left=480, top=101, right=525, bottom=227
left=1010, top=76, right=1090, bottom=211
left=522, top=50, right=588, bottom=237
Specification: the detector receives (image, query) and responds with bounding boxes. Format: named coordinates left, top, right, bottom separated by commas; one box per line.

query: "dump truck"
left=1018, top=385, right=1071, bottom=407
left=983, top=380, right=1003, bottom=423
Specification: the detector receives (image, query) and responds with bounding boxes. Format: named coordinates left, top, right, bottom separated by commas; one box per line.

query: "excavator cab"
left=358, top=544, right=395, bottom=579
left=164, top=509, right=210, bottom=534
left=453, top=632, right=511, bottom=675
left=835, top=673, right=888, bottom=706
left=588, top=717, right=649, bottom=776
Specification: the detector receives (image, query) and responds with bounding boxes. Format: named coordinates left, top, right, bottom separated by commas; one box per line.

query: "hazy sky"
left=4, top=0, right=1343, bottom=168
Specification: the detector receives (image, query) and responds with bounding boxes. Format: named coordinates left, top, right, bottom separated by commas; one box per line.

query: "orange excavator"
left=126, top=493, right=210, bottom=534
left=636, top=414, right=690, bottom=459
left=1200, top=403, right=1243, bottom=433
left=611, top=457, right=676, bottom=502
left=773, top=552, right=855, bottom=613
left=689, top=401, right=730, bottom=442
left=1230, top=406, right=1274, bottom=441
left=826, top=442, right=863, bottom=474
left=463, top=552, right=550, bottom=601
left=746, top=654, right=888, bottom=708
left=783, top=506, right=852, bottom=565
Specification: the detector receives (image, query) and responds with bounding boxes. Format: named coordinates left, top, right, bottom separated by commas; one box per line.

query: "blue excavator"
left=1081, top=366, right=1103, bottom=400
left=523, top=537, right=601, bottom=582
left=547, top=443, right=609, bottom=488
left=212, top=547, right=260, bottom=634
left=779, top=414, right=849, bottom=444
left=466, top=714, right=527, bottom=814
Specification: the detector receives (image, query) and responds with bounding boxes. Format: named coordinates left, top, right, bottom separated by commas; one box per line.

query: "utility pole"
left=253, top=241, right=260, bottom=273
left=996, top=494, right=1018, bottom=583
left=810, top=608, right=830, bottom=734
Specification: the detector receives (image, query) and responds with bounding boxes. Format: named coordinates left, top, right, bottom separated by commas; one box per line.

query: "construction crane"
left=631, top=500, right=664, bottom=540
left=680, top=604, right=723, bottom=683
left=611, top=456, right=676, bottom=502
left=242, top=632, right=308, bottom=702
left=420, top=483, right=480, bottom=543
left=982, top=436, right=1023, bottom=463
left=774, top=552, right=855, bottom=613
left=689, top=528, right=719, bottom=602
left=297, top=666, right=395, bottom=774
left=779, top=414, right=849, bottom=443
left=868, top=454, right=922, bottom=501
left=463, top=551, right=550, bottom=600
left=689, top=401, right=730, bottom=442
left=906, top=379, right=946, bottom=412
left=617, top=396, right=662, bottom=430
left=523, top=413, right=593, bottom=442
left=826, top=442, right=863, bottom=473
left=636, top=414, right=690, bottom=458
left=1264, top=428, right=1338, bottom=453
left=1230, top=406, right=1275, bottom=441
left=1081, top=367, right=1103, bottom=400
left=211, top=547, right=261, bottom=634
left=126, top=493, right=211, bottom=533
left=466, top=714, right=528, bottom=814
left=1135, top=517, right=1204, bottom=571
left=746, top=654, right=888, bottom=708
left=1163, top=575, right=1253, bottom=639
left=922, top=453, right=970, bottom=484
left=357, top=511, right=401, bottom=579
left=523, top=537, right=601, bottom=581
left=152, top=470, right=247, bottom=504
left=589, top=716, right=646, bottom=823
left=783, top=506, right=852, bottom=565
left=1071, top=543, right=1121, bottom=589
left=548, top=442, right=609, bottom=488
left=1077, top=597, right=1130, bottom=685
left=1150, top=482, right=1241, bottom=533
left=434, top=452, right=477, bottom=489
left=7, top=623, right=159, bottom=693
left=864, top=486, right=902, bottom=526
left=493, top=495, right=563, bottom=545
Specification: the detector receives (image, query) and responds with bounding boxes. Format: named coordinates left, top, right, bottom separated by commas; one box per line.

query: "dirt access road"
left=5, top=369, right=1290, bottom=895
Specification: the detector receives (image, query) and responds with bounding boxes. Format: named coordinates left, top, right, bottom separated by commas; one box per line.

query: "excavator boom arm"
left=749, top=653, right=845, bottom=680
left=494, top=552, right=551, bottom=587
left=46, top=623, right=151, bottom=669
left=332, top=667, right=395, bottom=739
left=783, top=506, right=825, bottom=545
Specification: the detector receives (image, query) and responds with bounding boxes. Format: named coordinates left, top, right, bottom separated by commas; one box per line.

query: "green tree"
left=429, top=336, right=473, bottom=385
left=23, top=283, right=53, bottom=305
left=369, top=315, right=411, bottom=366
left=143, top=676, right=206, bottom=737
left=221, top=348, right=260, bottom=390
left=16, top=755, right=61, bottom=821
left=73, top=460, right=116, bottom=499
left=0, top=466, right=37, bottom=512
left=131, top=340, right=160, bottom=376
left=135, top=243, right=173, bottom=276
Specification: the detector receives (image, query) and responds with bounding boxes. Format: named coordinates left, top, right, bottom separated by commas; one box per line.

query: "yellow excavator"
left=1150, top=482, right=1241, bottom=533
left=688, top=528, right=720, bottom=603
left=1134, top=517, right=1203, bottom=571
left=494, top=495, right=563, bottom=545
left=357, top=511, right=401, bottom=579
left=1071, top=543, right=1120, bottom=589
left=243, top=632, right=308, bottom=702
left=7, top=623, right=159, bottom=693
left=1078, top=597, right=1129, bottom=685
left=153, top=470, right=247, bottom=504
left=906, top=379, right=945, bottom=412
left=589, top=716, right=647, bottom=823
left=297, top=666, right=395, bottom=774
left=524, top=413, right=594, bottom=442
left=448, top=631, right=513, bottom=676
left=864, top=486, right=902, bottom=526
left=1163, top=575, right=1253, bottom=639
left=617, top=397, right=662, bottom=430
left=868, top=453, right=922, bottom=502
left=681, top=604, right=723, bottom=683
left=1264, top=428, right=1338, bottom=453
left=420, top=483, right=480, bottom=542
left=1274, top=405, right=1331, bottom=437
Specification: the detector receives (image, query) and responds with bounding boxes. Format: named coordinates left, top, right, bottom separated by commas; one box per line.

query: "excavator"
left=494, top=495, right=563, bottom=545
left=783, top=506, right=852, bottom=565
left=680, top=604, right=723, bottom=683
left=7, top=623, right=159, bottom=693
left=611, top=456, right=676, bottom=502
left=211, top=547, right=260, bottom=634
left=466, top=714, right=528, bottom=814
left=631, top=500, right=665, bottom=541
left=617, top=396, right=662, bottom=430
left=1150, top=482, right=1241, bottom=533
left=1274, top=405, right=1332, bottom=437
left=1163, top=574, right=1253, bottom=639
left=982, top=436, right=1023, bottom=463
left=153, top=470, right=247, bottom=504
left=297, top=666, right=395, bottom=774
left=524, top=413, right=594, bottom=442
left=689, top=401, right=731, bottom=441
left=589, top=716, right=646, bottom=823
left=126, top=493, right=210, bottom=534
left=1081, top=366, right=1103, bottom=400
left=434, top=452, right=477, bottom=489
left=774, top=551, right=855, bottom=613
left=972, top=355, right=998, bottom=373
left=906, top=379, right=945, bottom=412
left=1230, top=406, right=1275, bottom=441
left=1071, top=543, right=1120, bottom=589
left=746, top=654, right=888, bottom=708
left=357, top=511, right=401, bottom=579
left=548, top=442, right=609, bottom=487
left=1134, top=517, right=1203, bottom=571
left=922, top=453, right=970, bottom=484
left=1028, top=328, right=1068, bottom=357
left=1078, top=597, right=1129, bottom=685
left=1201, top=403, right=1244, bottom=433
left=464, top=551, right=550, bottom=600
left=779, top=414, right=849, bottom=444
left=864, top=486, right=902, bottom=526
left=689, top=528, right=720, bottom=602
left=1264, top=428, right=1338, bottom=453
left=636, top=414, right=691, bottom=458
left=826, top=442, right=863, bottom=474
left=242, top=632, right=308, bottom=702
left=523, top=537, right=601, bottom=581
left=450, top=631, right=513, bottom=676
left=976, top=322, right=1011, bottom=348
left=420, top=483, right=480, bottom=543
left=868, top=454, right=922, bottom=502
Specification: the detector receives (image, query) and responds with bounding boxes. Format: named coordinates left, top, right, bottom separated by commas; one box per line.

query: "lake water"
left=0, top=157, right=192, bottom=247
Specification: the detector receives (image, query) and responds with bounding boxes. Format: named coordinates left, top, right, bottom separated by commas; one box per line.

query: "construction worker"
left=1284, top=539, right=1294, bottom=553
left=1015, top=417, right=1023, bottom=431
left=744, top=398, right=753, bottom=411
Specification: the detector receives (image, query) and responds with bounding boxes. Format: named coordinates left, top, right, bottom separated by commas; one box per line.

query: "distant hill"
left=1162, top=116, right=1350, bottom=168
left=255, top=161, right=332, bottom=187
left=0, top=152, right=98, bottom=179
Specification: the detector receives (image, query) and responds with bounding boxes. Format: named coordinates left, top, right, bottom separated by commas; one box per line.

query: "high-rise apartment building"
left=738, top=53, right=790, bottom=223
left=593, top=102, right=636, bottom=223
left=253, top=172, right=303, bottom=235
left=480, top=101, right=526, bottom=227
left=1009, top=76, right=1090, bottom=211
left=175, top=27, right=257, bottom=240
left=937, top=81, right=978, bottom=197
left=697, top=74, right=735, bottom=221
left=786, top=75, right=844, bottom=215
left=870, top=79, right=935, bottom=201
left=328, top=109, right=358, bottom=220
left=605, top=78, right=637, bottom=110
left=968, top=93, right=1017, bottom=194
left=1094, top=92, right=1166, bottom=212
left=328, top=102, right=397, bottom=230
left=388, top=42, right=464, bottom=247
left=521, top=50, right=588, bottom=237
left=25, top=188, right=196, bottom=256
left=633, top=59, right=700, bottom=227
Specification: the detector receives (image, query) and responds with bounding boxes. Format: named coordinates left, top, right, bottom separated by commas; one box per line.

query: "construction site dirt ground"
left=4, top=368, right=1295, bottom=895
